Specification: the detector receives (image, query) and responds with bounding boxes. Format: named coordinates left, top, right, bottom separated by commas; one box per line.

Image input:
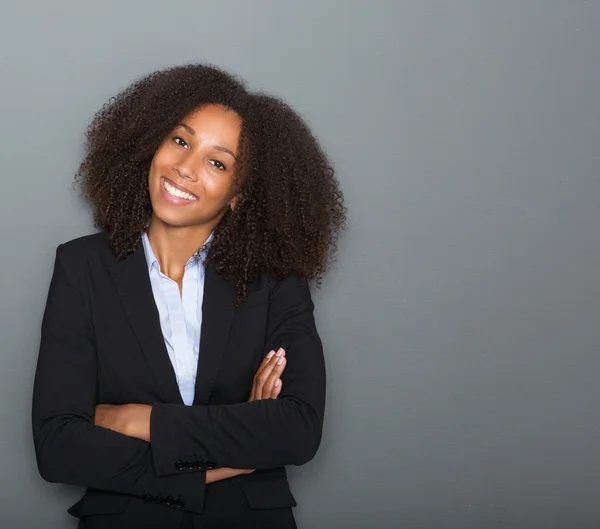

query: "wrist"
left=124, top=404, right=152, bottom=442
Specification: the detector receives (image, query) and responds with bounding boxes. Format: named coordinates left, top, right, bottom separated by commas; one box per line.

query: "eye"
left=209, top=159, right=227, bottom=171
left=172, top=136, right=189, bottom=148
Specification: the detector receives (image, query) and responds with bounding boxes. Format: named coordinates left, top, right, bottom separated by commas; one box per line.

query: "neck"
left=146, top=215, right=213, bottom=280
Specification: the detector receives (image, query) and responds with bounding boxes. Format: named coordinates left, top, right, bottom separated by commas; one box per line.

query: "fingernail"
left=277, top=357, right=285, bottom=365
left=275, top=379, right=281, bottom=387
left=267, top=350, right=275, bottom=359
left=276, top=348, right=284, bottom=357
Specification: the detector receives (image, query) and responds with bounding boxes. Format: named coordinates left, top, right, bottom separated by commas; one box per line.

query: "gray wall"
left=1, top=1, right=599, bottom=527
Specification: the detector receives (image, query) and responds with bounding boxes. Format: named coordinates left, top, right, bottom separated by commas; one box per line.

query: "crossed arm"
left=94, top=347, right=289, bottom=484
left=32, top=247, right=325, bottom=512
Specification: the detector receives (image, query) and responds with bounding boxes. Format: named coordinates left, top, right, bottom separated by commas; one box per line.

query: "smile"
left=161, top=178, right=198, bottom=201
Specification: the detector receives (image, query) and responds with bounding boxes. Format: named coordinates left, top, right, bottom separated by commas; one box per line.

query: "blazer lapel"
left=193, top=263, right=236, bottom=405
left=109, top=245, right=183, bottom=404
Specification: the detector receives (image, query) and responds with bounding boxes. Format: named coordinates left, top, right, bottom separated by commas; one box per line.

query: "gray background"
left=1, top=1, right=599, bottom=528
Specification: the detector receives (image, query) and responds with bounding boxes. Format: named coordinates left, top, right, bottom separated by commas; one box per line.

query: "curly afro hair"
left=76, top=63, right=346, bottom=303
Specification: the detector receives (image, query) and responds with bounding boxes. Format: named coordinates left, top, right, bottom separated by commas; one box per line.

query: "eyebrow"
left=176, top=123, right=237, bottom=160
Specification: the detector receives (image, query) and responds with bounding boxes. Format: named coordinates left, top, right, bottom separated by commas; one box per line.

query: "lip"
left=160, top=177, right=198, bottom=205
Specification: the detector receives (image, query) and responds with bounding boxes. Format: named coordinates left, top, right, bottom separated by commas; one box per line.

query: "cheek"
left=148, top=167, right=162, bottom=197
left=203, top=174, right=236, bottom=202
left=148, top=150, right=176, bottom=192
left=150, top=148, right=169, bottom=173
left=148, top=156, right=162, bottom=184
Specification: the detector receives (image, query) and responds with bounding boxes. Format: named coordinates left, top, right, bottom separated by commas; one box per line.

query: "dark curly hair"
left=76, top=63, right=346, bottom=303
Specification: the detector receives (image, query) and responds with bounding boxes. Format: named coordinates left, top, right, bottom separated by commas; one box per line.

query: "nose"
left=172, top=154, right=198, bottom=183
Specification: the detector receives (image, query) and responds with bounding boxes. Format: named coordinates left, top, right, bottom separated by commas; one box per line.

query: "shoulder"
left=264, top=272, right=313, bottom=306
left=233, top=271, right=312, bottom=310
left=248, top=270, right=310, bottom=295
left=55, top=231, right=115, bottom=267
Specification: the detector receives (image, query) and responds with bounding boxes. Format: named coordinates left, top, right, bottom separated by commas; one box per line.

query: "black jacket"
left=32, top=232, right=325, bottom=516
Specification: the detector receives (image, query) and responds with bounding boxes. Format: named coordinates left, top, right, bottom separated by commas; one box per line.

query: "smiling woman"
left=31, top=63, right=345, bottom=529
left=149, top=106, right=242, bottom=254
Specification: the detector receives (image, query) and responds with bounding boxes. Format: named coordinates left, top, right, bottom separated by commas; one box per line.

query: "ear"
left=229, top=195, right=238, bottom=211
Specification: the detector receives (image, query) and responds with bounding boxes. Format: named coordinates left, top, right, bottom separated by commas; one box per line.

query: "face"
left=148, top=104, right=242, bottom=230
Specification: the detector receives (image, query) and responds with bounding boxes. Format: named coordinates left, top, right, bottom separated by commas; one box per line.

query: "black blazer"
left=32, top=232, right=325, bottom=517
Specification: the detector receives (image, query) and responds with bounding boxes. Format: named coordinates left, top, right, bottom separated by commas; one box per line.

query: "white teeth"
left=163, top=180, right=196, bottom=201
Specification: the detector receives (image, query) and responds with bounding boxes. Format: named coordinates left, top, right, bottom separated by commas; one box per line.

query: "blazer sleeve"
left=32, top=246, right=205, bottom=513
left=149, top=273, right=326, bottom=474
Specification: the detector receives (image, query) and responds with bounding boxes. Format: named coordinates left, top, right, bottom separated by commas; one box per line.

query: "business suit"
left=32, top=231, right=326, bottom=528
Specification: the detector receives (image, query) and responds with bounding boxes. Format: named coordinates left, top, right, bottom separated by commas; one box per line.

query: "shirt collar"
left=141, top=231, right=213, bottom=274
left=194, top=231, right=214, bottom=263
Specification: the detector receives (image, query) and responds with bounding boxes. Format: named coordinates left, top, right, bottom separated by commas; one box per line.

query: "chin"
left=150, top=204, right=193, bottom=229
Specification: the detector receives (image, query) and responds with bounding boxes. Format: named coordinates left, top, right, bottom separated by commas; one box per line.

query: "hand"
left=94, top=404, right=152, bottom=442
left=207, top=349, right=287, bottom=483
left=248, top=348, right=286, bottom=401
left=205, top=467, right=255, bottom=484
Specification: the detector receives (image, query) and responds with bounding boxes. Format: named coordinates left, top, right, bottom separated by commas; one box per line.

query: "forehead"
left=182, top=104, right=242, bottom=137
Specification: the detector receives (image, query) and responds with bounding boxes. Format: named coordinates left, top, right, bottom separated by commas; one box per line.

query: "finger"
left=261, top=356, right=287, bottom=399
left=250, top=350, right=276, bottom=400
left=253, top=349, right=285, bottom=393
left=271, top=379, right=283, bottom=399
left=251, top=348, right=286, bottom=401
left=261, top=373, right=283, bottom=400
left=255, top=348, right=284, bottom=379
left=260, top=357, right=284, bottom=399
left=256, top=349, right=277, bottom=375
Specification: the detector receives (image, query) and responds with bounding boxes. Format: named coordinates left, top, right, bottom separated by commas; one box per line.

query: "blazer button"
left=155, top=495, right=164, bottom=504
left=175, top=460, right=184, bottom=471
left=186, top=460, right=195, bottom=470
left=144, top=494, right=154, bottom=502
left=197, top=461, right=206, bottom=471
left=164, top=496, right=174, bottom=507
left=206, top=461, right=216, bottom=470
left=175, top=499, right=185, bottom=509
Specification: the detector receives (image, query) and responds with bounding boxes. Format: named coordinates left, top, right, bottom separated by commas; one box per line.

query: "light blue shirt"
left=141, top=231, right=212, bottom=406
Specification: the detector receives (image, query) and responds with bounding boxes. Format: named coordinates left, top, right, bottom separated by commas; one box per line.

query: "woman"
left=31, top=64, right=345, bottom=529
